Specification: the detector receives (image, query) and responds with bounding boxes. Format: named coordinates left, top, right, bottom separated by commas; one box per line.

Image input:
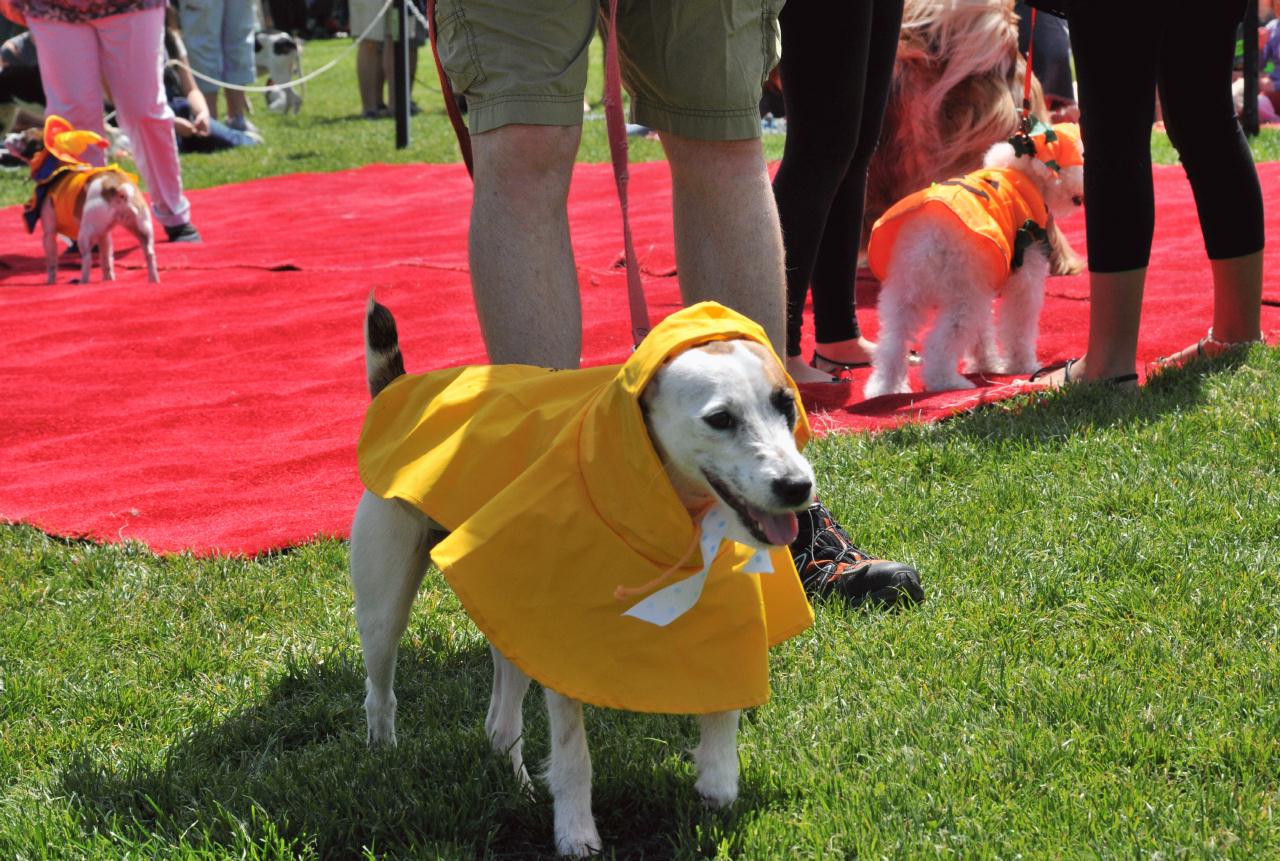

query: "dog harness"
left=867, top=122, right=1083, bottom=286
left=358, top=303, right=815, bottom=715
left=22, top=116, right=139, bottom=239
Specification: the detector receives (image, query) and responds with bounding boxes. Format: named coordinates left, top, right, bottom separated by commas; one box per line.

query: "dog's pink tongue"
left=751, top=509, right=799, bottom=546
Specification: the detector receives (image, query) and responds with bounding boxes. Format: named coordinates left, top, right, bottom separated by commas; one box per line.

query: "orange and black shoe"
left=789, top=501, right=925, bottom=608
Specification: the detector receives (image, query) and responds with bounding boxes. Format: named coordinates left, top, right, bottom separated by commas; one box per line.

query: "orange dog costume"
left=22, top=116, right=139, bottom=239
left=867, top=123, right=1083, bottom=285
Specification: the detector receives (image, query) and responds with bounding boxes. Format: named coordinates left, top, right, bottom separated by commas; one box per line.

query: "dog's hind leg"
left=865, top=279, right=922, bottom=399
left=693, top=709, right=740, bottom=808
left=487, top=645, right=533, bottom=791
left=350, top=491, right=433, bottom=747
left=543, top=689, right=601, bottom=858
left=128, top=218, right=161, bottom=284
left=996, top=247, right=1050, bottom=374
left=101, top=232, right=116, bottom=281
left=963, top=305, right=1000, bottom=376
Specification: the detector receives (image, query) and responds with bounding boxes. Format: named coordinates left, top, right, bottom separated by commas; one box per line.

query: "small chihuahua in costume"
left=6, top=115, right=159, bottom=285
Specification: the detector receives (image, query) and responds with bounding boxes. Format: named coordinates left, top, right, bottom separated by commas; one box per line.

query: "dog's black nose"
left=772, top=477, right=813, bottom=508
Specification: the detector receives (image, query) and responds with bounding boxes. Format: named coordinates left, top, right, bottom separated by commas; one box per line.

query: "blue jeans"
left=171, top=97, right=261, bottom=152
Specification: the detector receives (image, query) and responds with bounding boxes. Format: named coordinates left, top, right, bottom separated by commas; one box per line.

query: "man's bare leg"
left=470, top=124, right=583, bottom=369
left=661, top=133, right=786, bottom=356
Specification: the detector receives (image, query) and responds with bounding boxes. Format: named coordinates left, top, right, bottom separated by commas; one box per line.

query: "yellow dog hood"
left=358, top=302, right=815, bottom=714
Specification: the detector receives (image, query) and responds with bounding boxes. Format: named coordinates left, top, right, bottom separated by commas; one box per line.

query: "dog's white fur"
left=351, top=305, right=814, bottom=857
left=864, top=140, right=1084, bottom=399
left=5, top=129, right=160, bottom=286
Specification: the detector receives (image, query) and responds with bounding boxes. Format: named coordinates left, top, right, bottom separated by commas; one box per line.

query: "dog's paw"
left=555, top=825, right=602, bottom=858
left=695, top=773, right=739, bottom=809
left=1000, top=355, right=1039, bottom=375
left=863, top=377, right=912, bottom=400
left=365, top=692, right=398, bottom=747
left=921, top=374, right=976, bottom=393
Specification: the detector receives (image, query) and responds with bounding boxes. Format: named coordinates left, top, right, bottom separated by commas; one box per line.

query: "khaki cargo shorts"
left=432, top=0, right=783, bottom=140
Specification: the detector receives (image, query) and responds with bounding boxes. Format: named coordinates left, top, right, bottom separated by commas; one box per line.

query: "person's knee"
left=474, top=124, right=579, bottom=203
left=662, top=134, right=764, bottom=183
left=1167, top=114, right=1246, bottom=176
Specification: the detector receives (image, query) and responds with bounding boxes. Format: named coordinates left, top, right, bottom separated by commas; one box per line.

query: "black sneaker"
left=790, top=501, right=925, bottom=608
left=165, top=222, right=203, bottom=243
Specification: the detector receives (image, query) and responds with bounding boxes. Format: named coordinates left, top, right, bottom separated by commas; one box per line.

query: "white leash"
left=167, top=0, right=396, bottom=94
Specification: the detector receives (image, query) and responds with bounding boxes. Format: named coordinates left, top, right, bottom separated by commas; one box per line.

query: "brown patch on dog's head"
left=687, top=338, right=788, bottom=388
left=738, top=341, right=787, bottom=389
left=695, top=340, right=736, bottom=355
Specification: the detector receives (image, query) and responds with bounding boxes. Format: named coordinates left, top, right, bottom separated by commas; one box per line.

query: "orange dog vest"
left=867, top=167, right=1050, bottom=286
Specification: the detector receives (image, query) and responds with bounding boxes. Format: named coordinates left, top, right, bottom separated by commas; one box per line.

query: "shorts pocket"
left=433, top=0, right=485, bottom=93
left=761, top=0, right=783, bottom=83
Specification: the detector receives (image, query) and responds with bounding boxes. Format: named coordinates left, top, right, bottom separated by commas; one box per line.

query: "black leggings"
left=1069, top=1, right=1264, bottom=273
left=773, top=0, right=904, bottom=357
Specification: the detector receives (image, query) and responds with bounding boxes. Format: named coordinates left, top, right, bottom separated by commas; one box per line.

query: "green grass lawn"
left=3, top=36, right=1279, bottom=860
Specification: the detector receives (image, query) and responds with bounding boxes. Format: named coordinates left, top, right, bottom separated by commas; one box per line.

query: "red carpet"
left=1, top=161, right=1278, bottom=555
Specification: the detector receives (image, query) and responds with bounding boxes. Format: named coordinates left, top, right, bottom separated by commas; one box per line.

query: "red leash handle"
left=1020, top=8, right=1036, bottom=133
left=602, top=0, right=652, bottom=346
left=426, top=0, right=474, bottom=176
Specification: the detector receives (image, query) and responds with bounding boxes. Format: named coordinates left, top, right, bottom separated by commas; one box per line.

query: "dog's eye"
left=771, top=389, right=797, bottom=427
left=702, top=410, right=738, bottom=431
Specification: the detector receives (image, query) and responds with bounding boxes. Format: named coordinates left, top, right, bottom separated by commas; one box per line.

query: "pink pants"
left=28, top=8, right=192, bottom=228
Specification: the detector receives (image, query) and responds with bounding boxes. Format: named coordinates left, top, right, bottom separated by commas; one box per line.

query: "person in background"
left=773, top=0, right=903, bottom=384
left=165, top=4, right=261, bottom=152
left=352, top=0, right=418, bottom=119
left=176, top=0, right=256, bottom=132
left=1030, top=1, right=1264, bottom=387
left=0, top=29, right=44, bottom=132
left=1015, top=1, right=1078, bottom=122
left=22, top=0, right=202, bottom=241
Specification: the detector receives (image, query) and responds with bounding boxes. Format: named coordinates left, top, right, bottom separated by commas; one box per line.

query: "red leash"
left=425, top=0, right=652, bottom=347
left=1020, top=8, right=1037, bottom=133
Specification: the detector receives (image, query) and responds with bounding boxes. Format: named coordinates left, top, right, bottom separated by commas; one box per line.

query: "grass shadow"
left=896, top=349, right=1258, bottom=451
left=55, top=621, right=790, bottom=859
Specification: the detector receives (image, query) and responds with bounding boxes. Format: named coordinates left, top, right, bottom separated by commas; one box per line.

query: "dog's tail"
left=364, top=292, right=406, bottom=398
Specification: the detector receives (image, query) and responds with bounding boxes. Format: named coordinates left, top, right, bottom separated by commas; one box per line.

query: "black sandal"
left=1030, top=358, right=1138, bottom=387
left=810, top=350, right=870, bottom=374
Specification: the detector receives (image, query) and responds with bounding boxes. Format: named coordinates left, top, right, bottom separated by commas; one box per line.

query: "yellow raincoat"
left=358, top=302, right=816, bottom=714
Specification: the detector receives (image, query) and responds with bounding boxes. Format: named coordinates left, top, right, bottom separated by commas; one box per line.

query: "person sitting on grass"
left=164, top=6, right=262, bottom=153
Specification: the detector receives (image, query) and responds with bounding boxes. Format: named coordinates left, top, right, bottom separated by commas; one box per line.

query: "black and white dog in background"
left=253, top=29, right=304, bottom=114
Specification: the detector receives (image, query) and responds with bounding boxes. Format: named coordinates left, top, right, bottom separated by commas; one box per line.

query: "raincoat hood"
left=358, top=302, right=815, bottom=714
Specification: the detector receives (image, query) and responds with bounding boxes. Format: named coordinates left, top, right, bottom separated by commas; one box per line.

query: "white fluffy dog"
left=864, top=122, right=1083, bottom=398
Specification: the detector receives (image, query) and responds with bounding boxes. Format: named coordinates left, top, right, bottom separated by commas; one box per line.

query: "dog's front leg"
left=41, top=205, right=59, bottom=285
left=543, top=688, right=601, bottom=858
left=487, top=645, right=533, bottom=792
left=996, top=247, right=1050, bottom=374
left=693, top=709, right=740, bottom=808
